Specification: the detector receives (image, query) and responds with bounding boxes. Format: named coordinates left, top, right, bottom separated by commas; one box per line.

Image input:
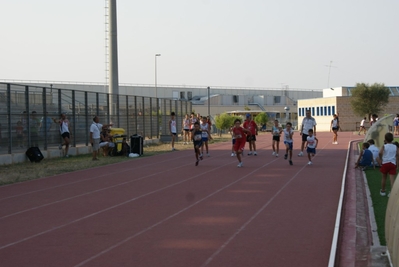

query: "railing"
left=0, top=82, right=192, bottom=155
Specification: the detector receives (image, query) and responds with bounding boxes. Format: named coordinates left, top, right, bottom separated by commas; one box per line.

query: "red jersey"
left=232, top=126, right=247, bottom=141
left=243, top=120, right=257, bottom=135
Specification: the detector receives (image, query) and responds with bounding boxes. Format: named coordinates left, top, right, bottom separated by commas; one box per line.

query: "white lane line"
left=73, top=158, right=280, bottom=267
left=0, top=159, right=237, bottom=251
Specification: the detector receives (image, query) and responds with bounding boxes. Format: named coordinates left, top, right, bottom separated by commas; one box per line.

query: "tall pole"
left=109, top=0, right=119, bottom=116
left=207, top=86, right=210, bottom=116
left=155, top=54, right=161, bottom=137
left=155, top=54, right=161, bottom=99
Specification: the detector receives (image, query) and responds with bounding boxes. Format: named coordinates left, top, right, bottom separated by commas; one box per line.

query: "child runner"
left=200, top=116, right=212, bottom=157
left=182, top=114, right=191, bottom=145
left=378, top=132, right=398, bottom=197
left=358, top=117, right=367, bottom=135
left=272, top=119, right=282, bottom=157
left=191, top=121, right=203, bottom=166
left=169, top=112, right=177, bottom=151
left=243, top=114, right=258, bottom=155
left=305, top=129, right=318, bottom=165
left=355, top=142, right=374, bottom=170
left=283, top=122, right=294, bottom=165
left=232, top=118, right=251, bottom=167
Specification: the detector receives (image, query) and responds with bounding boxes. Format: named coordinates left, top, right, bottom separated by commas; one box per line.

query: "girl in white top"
left=169, top=112, right=177, bottom=151
left=183, top=114, right=191, bottom=145
left=200, top=117, right=212, bottom=157
left=378, top=132, right=399, bottom=196
left=330, top=114, right=339, bottom=144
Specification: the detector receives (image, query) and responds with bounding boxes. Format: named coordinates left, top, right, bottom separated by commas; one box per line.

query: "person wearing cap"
left=243, top=113, right=258, bottom=155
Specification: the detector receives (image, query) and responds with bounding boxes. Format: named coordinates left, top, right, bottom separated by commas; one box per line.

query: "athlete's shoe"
left=254, top=151, right=257, bottom=156
left=207, top=153, right=210, bottom=157
left=275, top=153, right=279, bottom=157
left=284, top=154, right=288, bottom=160
left=231, top=152, right=236, bottom=157
left=308, top=161, right=312, bottom=165
left=298, top=152, right=303, bottom=157
left=272, top=152, right=276, bottom=156
left=247, top=152, right=252, bottom=155
left=380, top=190, right=386, bottom=196
left=289, top=160, right=293, bottom=165
left=199, top=155, right=203, bottom=160
left=195, top=160, right=199, bottom=166
left=237, top=162, right=243, bottom=168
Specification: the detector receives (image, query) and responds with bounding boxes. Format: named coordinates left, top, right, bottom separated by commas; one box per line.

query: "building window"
left=180, top=91, right=185, bottom=99
left=187, top=91, right=192, bottom=100
left=274, top=96, right=281, bottom=104
left=312, top=107, right=315, bottom=116
left=320, top=107, right=323, bottom=116
left=328, top=106, right=331, bottom=116
left=332, top=106, right=335, bottom=115
left=324, top=106, right=327, bottom=116
left=316, top=107, right=319, bottom=116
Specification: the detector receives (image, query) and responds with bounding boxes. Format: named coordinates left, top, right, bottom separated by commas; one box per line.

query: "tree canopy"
left=350, top=83, right=390, bottom=119
left=214, top=113, right=242, bottom=136
left=254, top=112, right=269, bottom=126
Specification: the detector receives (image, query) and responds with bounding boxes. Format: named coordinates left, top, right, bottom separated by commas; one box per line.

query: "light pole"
left=155, top=54, right=161, bottom=99
left=155, top=54, right=161, bottom=137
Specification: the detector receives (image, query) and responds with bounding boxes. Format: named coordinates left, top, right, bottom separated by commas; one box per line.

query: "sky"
left=1, top=0, right=398, bottom=90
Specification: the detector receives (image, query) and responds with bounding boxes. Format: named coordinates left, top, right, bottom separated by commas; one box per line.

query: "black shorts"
left=332, top=127, right=339, bottom=131
left=193, top=141, right=203, bottom=148
left=272, top=136, right=280, bottom=142
left=246, top=135, right=256, bottom=142
left=61, top=132, right=70, bottom=139
left=301, top=133, right=308, bottom=142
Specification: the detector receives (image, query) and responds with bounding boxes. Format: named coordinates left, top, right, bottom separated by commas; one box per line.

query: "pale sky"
left=1, top=0, right=398, bottom=90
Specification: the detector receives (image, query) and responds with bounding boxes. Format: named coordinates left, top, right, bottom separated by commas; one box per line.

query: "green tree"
left=214, top=113, right=241, bottom=136
left=350, top=83, right=390, bottom=120
left=254, top=112, right=269, bottom=127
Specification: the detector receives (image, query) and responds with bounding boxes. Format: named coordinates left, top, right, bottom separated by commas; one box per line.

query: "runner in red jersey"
left=232, top=118, right=251, bottom=167
left=243, top=113, right=258, bottom=155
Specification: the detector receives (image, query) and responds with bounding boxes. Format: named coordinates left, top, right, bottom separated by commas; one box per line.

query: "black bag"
left=130, top=135, right=143, bottom=156
left=26, top=147, right=44, bottom=163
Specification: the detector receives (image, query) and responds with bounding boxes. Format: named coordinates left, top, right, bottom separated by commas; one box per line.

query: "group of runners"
left=187, top=110, right=319, bottom=168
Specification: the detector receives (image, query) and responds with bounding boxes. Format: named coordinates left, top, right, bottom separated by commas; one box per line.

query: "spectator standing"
left=330, top=114, right=339, bottom=144
left=182, top=114, right=190, bottom=145
left=299, top=109, right=316, bottom=157
left=169, top=112, right=177, bottom=151
left=393, top=114, right=399, bottom=136
left=378, top=132, right=398, bottom=197
left=53, top=113, right=71, bottom=157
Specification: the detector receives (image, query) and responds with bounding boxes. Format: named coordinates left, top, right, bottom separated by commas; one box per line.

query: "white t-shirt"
left=59, top=120, right=70, bottom=134
left=306, top=135, right=317, bottom=148
left=90, top=122, right=103, bottom=139
left=382, top=143, right=397, bottom=165
left=200, top=123, right=209, bottom=138
left=170, top=119, right=177, bottom=134
left=368, top=144, right=379, bottom=164
left=302, top=117, right=317, bottom=133
left=360, top=119, right=365, bottom=126
left=283, top=129, right=293, bottom=143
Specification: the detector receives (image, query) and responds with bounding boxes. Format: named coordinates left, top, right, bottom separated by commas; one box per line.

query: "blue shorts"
left=284, top=141, right=293, bottom=151
left=202, top=137, right=208, bottom=142
left=307, top=147, right=316, bottom=154
left=232, top=139, right=236, bottom=145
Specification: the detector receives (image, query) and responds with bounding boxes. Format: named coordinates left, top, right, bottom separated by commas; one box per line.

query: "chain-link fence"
left=0, top=82, right=191, bottom=155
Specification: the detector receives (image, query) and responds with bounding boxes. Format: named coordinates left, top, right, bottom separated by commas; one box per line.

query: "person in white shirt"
left=299, top=109, right=316, bottom=157
left=90, top=116, right=112, bottom=160
left=53, top=113, right=71, bottom=157
left=367, top=139, right=380, bottom=166
left=169, top=112, right=177, bottom=151
left=378, top=133, right=399, bottom=197
left=358, top=117, right=367, bottom=135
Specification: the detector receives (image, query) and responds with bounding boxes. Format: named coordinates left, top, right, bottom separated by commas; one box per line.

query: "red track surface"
left=0, top=132, right=356, bottom=267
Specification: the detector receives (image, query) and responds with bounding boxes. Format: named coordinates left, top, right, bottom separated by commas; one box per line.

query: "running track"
left=0, top=132, right=355, bottom=267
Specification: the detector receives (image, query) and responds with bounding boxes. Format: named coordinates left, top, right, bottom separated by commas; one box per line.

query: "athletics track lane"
left=0, top=132, right=354, bottom=267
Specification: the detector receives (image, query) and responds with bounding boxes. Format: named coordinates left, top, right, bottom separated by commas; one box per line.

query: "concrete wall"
left=298, top=96, right=399, bottom=132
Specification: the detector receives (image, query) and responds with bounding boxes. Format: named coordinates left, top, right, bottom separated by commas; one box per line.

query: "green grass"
left=364, top=168, right=391, bottom=245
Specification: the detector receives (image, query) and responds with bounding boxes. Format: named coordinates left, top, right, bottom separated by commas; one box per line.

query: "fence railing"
left=0, top=82, right=192, bottom=155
